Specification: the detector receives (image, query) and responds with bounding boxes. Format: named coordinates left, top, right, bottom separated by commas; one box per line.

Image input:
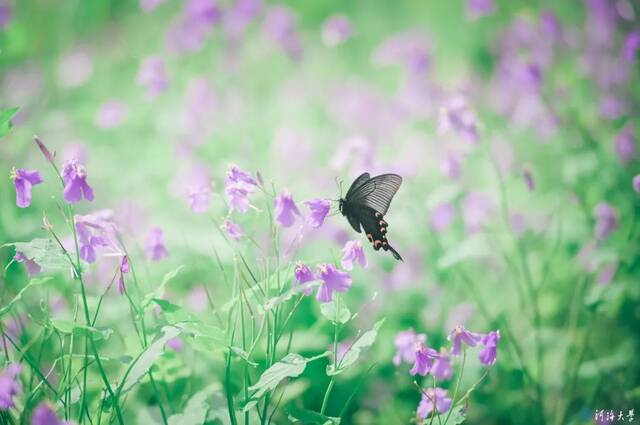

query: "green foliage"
left=0, top=107, right=19, bottom=138
left=327, top=319, right=385, bottom=376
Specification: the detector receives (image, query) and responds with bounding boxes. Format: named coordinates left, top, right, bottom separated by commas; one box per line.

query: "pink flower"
left=136, top=56, right=169, bottom=98
left=0, top=363, right=21, bottom=410
left=224, top=164, right=257, bottom=213
left=31, top=402, right=72, bottom=425
left=431, top=348, right=453, bottom=380
left=430, top=203, right=455, bottom=232
left=478, top=330, right=500, bottom=365
left=410, top=343, right=439, bottom=376
left=615, top=125, right=635, bottom=165
left=274, top=190, right=301, bottom=228
left=95, top=100, right=127, bottom=129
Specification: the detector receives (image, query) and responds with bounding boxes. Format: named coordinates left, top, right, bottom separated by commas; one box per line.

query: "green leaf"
left=168, top=385, right=214, bottom=425
left=142, top=266, right=185, bottom=308
left=153, top=299, right=226, bottom=346
left=430, top=405, right=466, bottom=424
left=0, top=277, right=52, bottom=318
left=320, top=301, right=351, bottom=324
left=119, top=325, right=182, bottom=393
left=4, top=239, right=69, bottom=271
left=327, top=319, right=385, bottom=376
left=0, top=107, right=19, bottom=138
left=263, top=280, right=320, bottom=312
left=50, top=319, right=113, bottom=341
left=230, top=346, right=258, bottom=367
left=437, top=235, right=488, bottom=269
left=243, top=353, right=309, bottom=412
left=287, top=404, right=341, bottom=424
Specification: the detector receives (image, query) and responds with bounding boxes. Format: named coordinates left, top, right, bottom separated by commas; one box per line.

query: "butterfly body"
left=339, top=173, right=403, bottom=261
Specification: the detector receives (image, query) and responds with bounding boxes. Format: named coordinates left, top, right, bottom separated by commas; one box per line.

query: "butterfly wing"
left=350, top=205, right=403, bottom=261
left=345, top=174, right=402, bottom=215
left=345, top=172, right=371, bottom=199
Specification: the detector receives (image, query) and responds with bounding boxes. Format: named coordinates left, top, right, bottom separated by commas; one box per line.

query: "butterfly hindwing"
left=344, top=204, right=403, bottom=261
left=345, top=174, right=402, bottom=215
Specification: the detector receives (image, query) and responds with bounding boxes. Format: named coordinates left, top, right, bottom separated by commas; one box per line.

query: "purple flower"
left=447, top=325, right=481, bottom=356
left=466, top=0, right=496, bottom=20
left=304, top=198, right=331, bottom=228
left=146, top=227, right=168, bottom=261
left=633, top=175, right=640, bottom=192
left=118, top=255, right=129, bottom=295
left=222, top=218, right=244, bottom=241
left=417, top=387, right=451, bottom=418
left=74, top=210, right=119, bottom=263
left=440, top=151, right=462, bottom=180
left=392, top=330, right=426, bottom=366
left=140, top=0, right=165, bottom=12
left=10, top=168, right=43, bottom=208
left=430, top=203, right=455, bottom=232
left=316, top=263, right=351, bottom=303
left=624, top=31, right=640, bottom=62
left=166, top=337, right=184, bottom=352
left=478, top=330, right=500, bottom=365
left=136, top=56, right=168, bottom=98
left=598, top=262, right=618, bottom=285
left=294, top=263, right=315, bottom=296
left=322, top=14, right=352, bottom=47
left=61, top=159, right=94, bottom=203
left=431, top=348, right=453, bottom=380
left=31, top=402, right=71, bottom=425
left=373, top=30, right=430, bottom=75
left=462, top=192, right=493, bottom=233
left=222, top=0, right=263, bottom=40
left=224, top=164, right=257, bottom=213
left=438, top=96, right=479, bottom=143
left=34, top=136, right=55, bottom=166
left=95, top=100, right=127, bottom=129
left=594, top=202, right=618, bottom=240
left=615, top=125, right=635, bottom=165
left=410, top=343, right=439, bottom=376
left=263, top=6, right=303, bottom=61
left=75, top=221, right=105, bottom=264
left=274, top=190, right=301, bottom=228
left=523, top=168, right=536, bottom=191
left=14, top=252, right=42, bottom=277
left=0, top=2, right=11, bottom=29
left=340, top=240, right=367, bottom=271
left=0, top=363, right=21, bottom=410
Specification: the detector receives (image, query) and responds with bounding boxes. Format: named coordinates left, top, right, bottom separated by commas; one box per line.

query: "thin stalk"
left=443, top=349, right=466, bottom=425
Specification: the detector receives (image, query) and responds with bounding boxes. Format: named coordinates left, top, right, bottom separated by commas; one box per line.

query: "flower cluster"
left=392, top=326, right=500, bottom=420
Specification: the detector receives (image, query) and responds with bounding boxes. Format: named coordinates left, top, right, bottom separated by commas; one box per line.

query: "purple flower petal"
left=294, top=263, right=315, bottom=296
left=274, top=190, right=301, bottom=228
left=0, top=363, right=21, bottom=410
left=11, top=168, right=43, bottom=208
left=316, top=263, right=351, bottom=303
left=304, top=198, right=331, bottom=229
left=146, top=227, right=169, bottom=261
left=340, top=240, right=367, bottom=271
left=61, top=159, right=94, bottom=204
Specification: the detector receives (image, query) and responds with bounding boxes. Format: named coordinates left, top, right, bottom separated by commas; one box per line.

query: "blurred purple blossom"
left=466, top=0, right=496, bottom=20
left=0, top=2, right=11, bottom=29
left=95, top=100, right=127, bottom=129
left=614, top=125, right=635, bottom=165
left=182, top=78, right=217, bottom=140
left=447, top=325, right=481, bottom=356
left=633, top=175, right=640, bottom=192
left=597, top=262, right=618, bottom=285
left=600, top=95, right=628, bottom=120
left=373, top=30, right=430, bottom=75
left=439, top=96, right=479, bottom=143
left=11, top=168, right=43, bottom=208
left=118, top=255, right=129, bottom=294
left=187, top=286, right=209, bottom=312
left=304, top=199, right=331, bottom=229
left=510, top=212, right=527, bottom=237
left=341, top=240, right=367, bottom=271
left=274, top=190, right=301, bottom=228
left=440, top=151, right=462, bottom=180
left=392, top=330, right=426, bottom=366
left=62, top=142, right=89, bottom=165
left=222, top=0, right=263, bottom=40
left=417, top=387, right=451, bottom=418
left=61, top=159, right=94, bottom=203
left=478, top=330, right=500, bottom=365
left=34, top=136, right=55, bottom=166
left=316, top=263, right=351, bottom=303
left=322, top=14, right=352, bottom=47
left=523, top=167, right=536, bottom=191
left=166, top=337, right=184, bottom=352
left=57, top=47, right=93, bottom=89
left=75, top=211, right=119, bottom=263
left=14, top=252, right=42, bottom=277
left=136, top=56, right=168, bottom=98
left=593, top=202, right=618, bottom=240
left=294, top=263, right=315, bottom=296
left=0, top=363, right=21, bottom=410
left=430, top=202, right=455, bottom=233
left=140, top=0, right=165, bottom=13
left=146, top=227, right=169, bottom=261
left=166, top=0, right=221, bottom=54
left=222, top=218, right=244, bottom=241
left=462, top=192, right=493, bottom=233
left=623, top=31, right=640, bottom=61
left=616, top=0, right=635, bottom=20
left=224, top=164, right=257, bottom=213
left=263, top=6, right=303, bottom=61
left=431, top=349, right=453, bottom=380
left=410, top=343, right=439, bottom=376
left=31, top=402, right=71, bottom=425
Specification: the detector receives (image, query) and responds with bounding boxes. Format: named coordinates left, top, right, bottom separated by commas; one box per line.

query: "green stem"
left=444, top=349, right=466, bottom=425
left=320, top=379, right=335, bottom=416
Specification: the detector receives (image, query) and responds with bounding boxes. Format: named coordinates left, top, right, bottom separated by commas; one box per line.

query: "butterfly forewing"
left=345, top=174, right=402, bottom=215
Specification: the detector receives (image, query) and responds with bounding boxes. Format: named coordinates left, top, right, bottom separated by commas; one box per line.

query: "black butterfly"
left=338, top=172, right=403, bottom=261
